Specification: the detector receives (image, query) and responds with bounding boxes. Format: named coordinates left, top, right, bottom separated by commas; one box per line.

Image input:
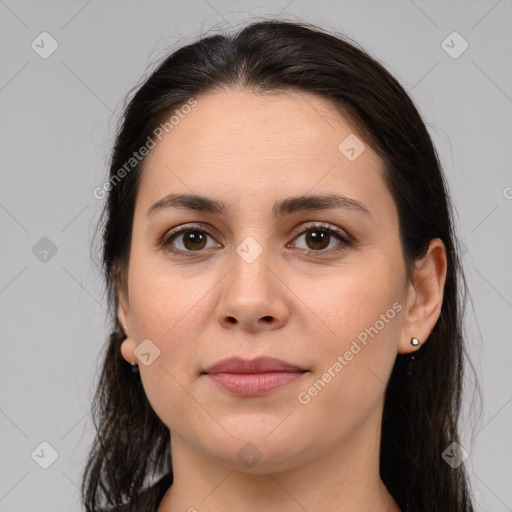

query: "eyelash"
left=159, top=222, right=352, bottom=259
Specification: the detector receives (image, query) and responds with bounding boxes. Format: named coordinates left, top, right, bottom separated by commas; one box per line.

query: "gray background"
left=1, top=1, right=511, bottom=510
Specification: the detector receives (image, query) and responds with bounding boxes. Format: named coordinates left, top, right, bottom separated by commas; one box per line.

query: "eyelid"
left=290, top=221, right=350, bottom=242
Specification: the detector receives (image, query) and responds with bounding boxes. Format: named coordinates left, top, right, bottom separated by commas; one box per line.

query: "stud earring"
left=408, top=338, right=421, bottom=376
left=130, top=361, right=139, bottom=373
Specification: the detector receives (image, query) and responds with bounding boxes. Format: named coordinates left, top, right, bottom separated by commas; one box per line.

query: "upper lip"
left=203, top=356, right=305, bottom=374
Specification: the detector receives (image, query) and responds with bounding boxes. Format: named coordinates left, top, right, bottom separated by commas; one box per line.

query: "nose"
left=215, top=246, right=289, bottom=333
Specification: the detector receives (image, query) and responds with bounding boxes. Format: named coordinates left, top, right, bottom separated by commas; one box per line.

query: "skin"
left=117, top=89, right=447, bottom=512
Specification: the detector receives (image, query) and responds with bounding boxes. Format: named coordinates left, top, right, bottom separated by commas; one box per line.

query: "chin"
left=203, top=429, right=316, bottom=475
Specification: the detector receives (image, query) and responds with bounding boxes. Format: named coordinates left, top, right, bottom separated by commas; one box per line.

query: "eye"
left=160, top=224, right=220, bottom=257
left=289, top=222, right=350, bottom=255
left=159, top=222, right=351, bottom=258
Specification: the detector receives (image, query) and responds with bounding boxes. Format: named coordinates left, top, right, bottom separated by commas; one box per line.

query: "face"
left=118, top=89, right=410, bottom=473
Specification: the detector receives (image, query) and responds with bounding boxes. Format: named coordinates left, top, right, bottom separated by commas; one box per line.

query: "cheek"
left=291, top=261, right=403, bottom=419
left=126, top=262, right=219, bottom=390
left=127, top=257, right=206, bottom=338
left=126, top=271, right=209, bottom=429
left=296, top=258, right=404, bottom=348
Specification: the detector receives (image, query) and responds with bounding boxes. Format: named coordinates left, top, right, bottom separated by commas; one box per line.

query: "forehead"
left=146, top=89, right=355, bottom=167
left=136, top=88, right=394, bottom=223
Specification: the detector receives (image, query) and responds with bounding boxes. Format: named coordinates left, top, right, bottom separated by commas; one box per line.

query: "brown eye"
left=304, top=230, right=331, bottom=251
left=162, top=225, right=219, bottom=257
left=178, top=230, right=208, bottom=251
left=291, top=223, right=350, bottom=255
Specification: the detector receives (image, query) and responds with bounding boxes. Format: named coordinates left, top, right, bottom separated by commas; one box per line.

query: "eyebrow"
left=146, top=192, right=371, bottom=219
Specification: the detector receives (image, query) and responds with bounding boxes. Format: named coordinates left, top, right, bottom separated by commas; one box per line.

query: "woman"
left=82, top=19, right=477, bottom=512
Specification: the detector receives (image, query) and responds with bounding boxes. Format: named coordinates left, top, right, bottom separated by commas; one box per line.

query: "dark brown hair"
left=82, top=19, right=479, bottom=511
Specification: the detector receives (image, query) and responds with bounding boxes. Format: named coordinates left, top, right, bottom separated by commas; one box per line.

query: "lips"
left=203, top=356, right=304, bottom=374
left=202, top=357, right=307, bottom=397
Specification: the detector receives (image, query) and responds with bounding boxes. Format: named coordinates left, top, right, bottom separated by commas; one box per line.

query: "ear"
left=398, top=238, right=448, bottom=354
left=114, top=266, right=138, bottom=364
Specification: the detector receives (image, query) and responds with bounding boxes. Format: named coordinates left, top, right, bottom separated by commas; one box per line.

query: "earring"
left=130, top=361, right=139, bottom=373
left=408, top=338, right=420, bottom=377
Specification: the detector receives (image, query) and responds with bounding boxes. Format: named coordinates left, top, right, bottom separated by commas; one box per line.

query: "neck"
left=157, top=405, right=401, bottom=512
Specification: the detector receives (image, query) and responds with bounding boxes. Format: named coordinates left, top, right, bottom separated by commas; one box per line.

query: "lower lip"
left=205, top=371, right=306, bottom=397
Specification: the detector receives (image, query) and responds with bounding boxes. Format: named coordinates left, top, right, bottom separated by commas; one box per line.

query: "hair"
left=82, top=18, right=479, bottom=512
